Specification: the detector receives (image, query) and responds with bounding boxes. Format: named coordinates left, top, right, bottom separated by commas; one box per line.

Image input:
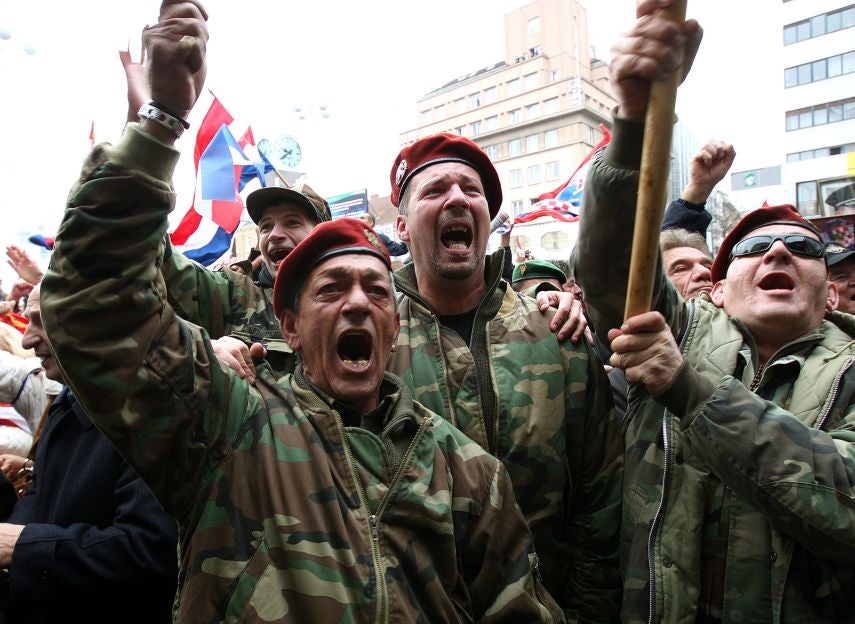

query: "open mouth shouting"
left=757, top=272, right=795, bottom=293
left=268, top=246, right=293, bottom=266
left=337, top=330, right=373, bottom=370
left=440, top=223, right=473, bottom=252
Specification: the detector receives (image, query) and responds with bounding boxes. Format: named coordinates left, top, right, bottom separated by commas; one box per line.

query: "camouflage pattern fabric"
left=161, top=242, right=297, bottom=377
left=574, top=115, right=855, bottom=624
left=76, top=144, right=295, bottom=378
left=390, top=257, right=624, bottom=623
left=40, top=125, right=565, bottom=623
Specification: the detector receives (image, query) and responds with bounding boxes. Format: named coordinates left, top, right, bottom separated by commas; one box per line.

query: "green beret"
left=511, top=259, right=566, bottom=285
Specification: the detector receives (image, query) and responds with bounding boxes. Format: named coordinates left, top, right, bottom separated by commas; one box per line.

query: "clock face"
left=274, top=135, right=302, bottom=169
left=256, top=138, right=272, bottom=160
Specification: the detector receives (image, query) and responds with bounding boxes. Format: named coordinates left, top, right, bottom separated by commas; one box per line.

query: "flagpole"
left=624, top=0, right=688, bottom=321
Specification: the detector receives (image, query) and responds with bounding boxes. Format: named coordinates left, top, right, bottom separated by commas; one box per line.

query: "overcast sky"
left=0, top=0, right=778, bottom=285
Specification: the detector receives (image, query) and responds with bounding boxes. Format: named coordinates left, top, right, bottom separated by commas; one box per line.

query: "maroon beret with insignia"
left=273, top=218, right=392, bottom=316
left=389, top=132, right=502, bottom=218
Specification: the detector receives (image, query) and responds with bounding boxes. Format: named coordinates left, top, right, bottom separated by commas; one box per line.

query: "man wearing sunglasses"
left=573, top=2, right=855, bottom=621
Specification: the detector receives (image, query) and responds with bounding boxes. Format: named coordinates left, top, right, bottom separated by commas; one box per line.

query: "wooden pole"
left=624, top=0, right=689, bottom=321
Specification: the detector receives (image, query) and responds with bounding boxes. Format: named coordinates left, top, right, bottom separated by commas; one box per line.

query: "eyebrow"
left=315, top=264, right=388, bottom=282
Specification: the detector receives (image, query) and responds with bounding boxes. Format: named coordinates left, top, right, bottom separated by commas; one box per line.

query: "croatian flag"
left=538, top=125, right=611, bottom=210
left=170, top=98, right=271, bottom=266
left=515, top=199, right=579, bottom=224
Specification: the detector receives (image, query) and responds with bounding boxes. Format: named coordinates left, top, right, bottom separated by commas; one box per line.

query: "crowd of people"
left=0, top=0, right=852, bottom=622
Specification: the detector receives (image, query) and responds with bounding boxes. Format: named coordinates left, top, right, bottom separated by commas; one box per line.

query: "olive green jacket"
left=574, top=115, right=855, bottom=624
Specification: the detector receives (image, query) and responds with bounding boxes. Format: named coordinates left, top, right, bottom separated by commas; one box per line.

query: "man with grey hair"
left=660, top=228, right=713, bottom=300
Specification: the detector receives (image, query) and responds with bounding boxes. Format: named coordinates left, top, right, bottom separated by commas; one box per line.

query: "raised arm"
left=574, top=0, right=702, bottom=342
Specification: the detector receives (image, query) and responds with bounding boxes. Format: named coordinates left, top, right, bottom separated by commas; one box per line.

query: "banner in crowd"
left=169, top=95, right=274, bottom=266
left=537, top=124, right=611, bottom=210
left=327, top=189, right=369, bottom=220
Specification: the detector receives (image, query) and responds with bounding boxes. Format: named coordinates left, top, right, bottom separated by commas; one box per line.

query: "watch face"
left=274, top=135, right=302, bottom=169
left=257, top=138, right=272, bottom=160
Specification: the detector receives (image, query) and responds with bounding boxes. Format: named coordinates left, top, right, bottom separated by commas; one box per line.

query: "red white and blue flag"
left=169, top=97, right=273, bottom=266
left=536, top=125, right=611, bottom=211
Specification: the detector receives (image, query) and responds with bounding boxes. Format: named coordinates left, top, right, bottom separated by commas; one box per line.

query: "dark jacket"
left=4, top=388, right=178, bottom=624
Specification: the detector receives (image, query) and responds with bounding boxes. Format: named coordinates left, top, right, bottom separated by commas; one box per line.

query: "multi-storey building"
left=731, top=1, right=854, bottom=220
left=399, top=0, right=617, bottom=231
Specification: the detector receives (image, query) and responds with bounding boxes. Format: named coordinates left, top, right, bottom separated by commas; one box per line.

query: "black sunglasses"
left=730, top=234, right=826, bottom=259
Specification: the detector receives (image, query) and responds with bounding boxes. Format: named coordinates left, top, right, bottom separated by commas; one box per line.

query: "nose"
left=21, top=324, right=38, bottom=351
left=444, top=183, right=470, bottom=209
left=764, top=239, right=793, bottom=262
left=342, top=286, right=371, bottom=317
left=693, top=263, right=712, bottom=282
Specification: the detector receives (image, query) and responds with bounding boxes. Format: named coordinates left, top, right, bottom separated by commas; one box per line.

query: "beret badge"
left=395, top=159, right=408, bottom=187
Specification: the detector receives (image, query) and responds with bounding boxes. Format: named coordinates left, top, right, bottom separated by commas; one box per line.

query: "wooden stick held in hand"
left=624, top=0, right=689, bottom=321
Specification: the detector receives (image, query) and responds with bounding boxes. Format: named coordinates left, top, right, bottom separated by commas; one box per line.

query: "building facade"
left=731, top=1, right=855, bottom=220
left=399, top=0, right=617, bottom=257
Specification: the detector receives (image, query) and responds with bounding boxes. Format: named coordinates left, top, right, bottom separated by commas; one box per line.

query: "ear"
left=279, top=310, right=302, bottom=351
left=826, top=280, right=840, bottom=312
left=396, top=215, right=410, bottom=243
left=710, top=279, right=726, bottom=308
left=391, top=312, right=401, bottom=352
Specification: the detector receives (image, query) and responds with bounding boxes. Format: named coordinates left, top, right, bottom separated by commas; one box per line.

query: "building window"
left=785, top=51, right=855, bottom=88
left=507, top=79, right=520, bottom=97
left=541, top=230, right=570, bottom=251
left=796, top=181, right=819, bottom=216
left=454, top=125, right=465, bottom=136
left=550, top=69, right=560, bottom=83
left=546, top=161, right=561, bottom=180
left=485, top=144, right=499, bottom=160
left=454, top=98, right=466, bottom=114
left=484, top=87, right=497, bottom=104
left=784, top=6, right=855, bottom=45
left=420, top=109, right=432, bottom=124
left=508, top=139, right=522, bottom=156
left=527, top=164, right=541, bottom=184
left=526, top=134, right=539, bottom=152
left=544, top=97, right=560, bottom=114
left=469, top=93, right=481, bottom=109
left=526, top=103, right=540, bottom=119
left=786, top=97, right=855, bottom=131
left=485, top=115, right=499, bottom=131
left=527, top=16, right=540, bottom=35
left=469, top=121, right=481, bottom=136
left=434, top=104, right=445, bottom=119
left=787, top=141, right=855, bottom=162
left=510, top=169, right=523, bottom=188
left=507, top=109, right=521, bottom=124
left=544, top=129, right=559, bottom=147
left=524, top=73, right=539, bottom=91
left=511, top=200, right=524, bottom=216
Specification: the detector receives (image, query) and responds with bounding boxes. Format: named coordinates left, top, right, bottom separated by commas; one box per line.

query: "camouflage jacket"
left=389, top=258, right=624, bottom=623
left=574, top=116, right=855, bottom=624
left=161, top=242, right=297, bottom=377
left=40, top=125, right=563, bottom=624
left=79, top=138, right=295, bottom=378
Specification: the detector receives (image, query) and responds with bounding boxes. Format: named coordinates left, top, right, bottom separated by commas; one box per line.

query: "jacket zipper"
left=340, top=416, right=428, bottom=624
left=815, top=358, right=853, bottom=430
left=646, top=302, right=694, bottom=624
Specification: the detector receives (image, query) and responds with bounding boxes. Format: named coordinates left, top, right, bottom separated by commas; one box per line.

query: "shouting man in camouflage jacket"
left=575, top=2, right=855, bottom=622
left=39, top=2, right=564, bottom=622
left=387, top=135, right=623, bottom=620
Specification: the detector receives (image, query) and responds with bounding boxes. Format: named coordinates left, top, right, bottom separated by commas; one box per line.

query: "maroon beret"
left=390, top=132, right=502, bottom=218
left=710, top=203, right=821, bottom=283
left=273, top=217, right=392, bottom=317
